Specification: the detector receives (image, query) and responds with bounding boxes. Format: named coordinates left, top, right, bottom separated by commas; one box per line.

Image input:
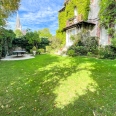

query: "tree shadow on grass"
left=0, top=55, right=116, bottom=116
left=51, top=57, right=116, bottom=116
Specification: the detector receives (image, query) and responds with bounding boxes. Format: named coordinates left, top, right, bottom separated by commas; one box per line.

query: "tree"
left=0, top=28, right=16, bottom=58
left=0, top=0, right=21, bottom=26
left=0, top=0, right=20, bottom=57
left=15, top=29, right=23, bottom=38
left=25, top=30, right=41, bottom=48
left=38, top=28, right=52, bottom=39
left=38, top=37, right=50, bottom=49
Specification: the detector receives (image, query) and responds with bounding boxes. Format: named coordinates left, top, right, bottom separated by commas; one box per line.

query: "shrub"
left=69, top=32, right=99, bottom=56
left=30, top=49, right=33, bottom=54
left=37, top=49, right=41, bottom=54
left=49, top=36, right=62, bottom=50
left=67, top=45, right=76, bottom=51
left=98, top=46, right=116, bottom=59
left=111, top=37, right=116, bottom=48
left=87, top=52, right=93, bottom=57
left=32, top=46, right=36, bottom=51
left=82, top=36, right=99, bottom=54
left=75, top=46, right=88, bottom=55
left=2, top=47, right=6, bottom=57
left=37, top=49, right=45, bottom=54
left=67, top=49, right=76, bottom=57
left=46, top=46, right=51, bottom=53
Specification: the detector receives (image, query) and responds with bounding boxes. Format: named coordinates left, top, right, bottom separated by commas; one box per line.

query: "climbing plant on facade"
left=0, top=28, right=15, bottom=58
left=99, top=0, right=116, bottom=37
left=56, top=0, right=90, bottom=44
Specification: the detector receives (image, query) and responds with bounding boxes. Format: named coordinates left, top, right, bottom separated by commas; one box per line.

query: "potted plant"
left=32, top=46, right=37, bottom=56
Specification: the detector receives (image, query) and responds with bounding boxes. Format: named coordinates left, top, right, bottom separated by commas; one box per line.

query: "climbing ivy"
left=65, top=0, right=90, bottom=20
left=0, top=28, right=15, bottom=58
left=56, top=10, right=66, bottom=44
left=56, top=0, right=90, bottom=44
left=99, top=0, right=116, bottom=37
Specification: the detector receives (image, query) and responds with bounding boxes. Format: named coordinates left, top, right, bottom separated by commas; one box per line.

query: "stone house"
left=58, top=0, right=112, bottom=47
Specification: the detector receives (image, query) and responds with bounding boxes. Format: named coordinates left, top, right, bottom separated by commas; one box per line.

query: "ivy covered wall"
left=99, top=0, right=116, bottom=37
left=56, top=0, right=90, bottom=45
left=56, top=9, right=66, bottom=45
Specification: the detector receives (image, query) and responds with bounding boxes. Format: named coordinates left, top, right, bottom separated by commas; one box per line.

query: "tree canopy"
left=25, top=30, right=41, bottom=48
left=0, top=28, right=16, bottom=57
left=15, top=29, right=23, bottom=38
left=0, top=0, right=20, bottom=58
left=0, top=0, right=20, bottom=26
left=38, top=28, right=52, bottom=39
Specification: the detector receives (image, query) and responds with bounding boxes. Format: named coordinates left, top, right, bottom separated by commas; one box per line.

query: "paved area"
left=1, top=54, right=35, bottom=61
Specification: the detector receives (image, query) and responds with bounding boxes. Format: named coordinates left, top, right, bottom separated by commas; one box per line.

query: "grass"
left=0, top=54, right=116, bottom=116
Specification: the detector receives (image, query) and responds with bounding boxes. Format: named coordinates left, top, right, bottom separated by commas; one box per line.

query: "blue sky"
left=7, top=0, right=64, bottom=35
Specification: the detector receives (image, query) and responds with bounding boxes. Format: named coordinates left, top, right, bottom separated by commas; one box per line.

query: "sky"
left=7, top=0, right=64, bottom=35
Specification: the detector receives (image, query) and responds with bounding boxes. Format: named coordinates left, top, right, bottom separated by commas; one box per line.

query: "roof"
left=63, top=21, right=95, bottom=31
left=59, top=6, right=65, bottom=12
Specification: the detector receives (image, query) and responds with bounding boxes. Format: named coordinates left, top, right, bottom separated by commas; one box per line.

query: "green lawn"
left=0, top=54, right=116, bottom=116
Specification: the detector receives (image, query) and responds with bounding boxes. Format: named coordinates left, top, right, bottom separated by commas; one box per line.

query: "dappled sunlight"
left=1, top=55, right=116, bottom=115
left=53, top=70, right=98, bottom=109
left=32, top=56, right=98, bottom=109
left=77, top=62, right=95, bottom=70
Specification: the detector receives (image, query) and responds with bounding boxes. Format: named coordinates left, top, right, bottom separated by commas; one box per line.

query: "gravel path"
left=1, top=54, right=35, bottom=61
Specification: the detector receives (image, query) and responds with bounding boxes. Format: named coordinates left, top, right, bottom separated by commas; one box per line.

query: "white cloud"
left=8, top=0, right=64, bottom=35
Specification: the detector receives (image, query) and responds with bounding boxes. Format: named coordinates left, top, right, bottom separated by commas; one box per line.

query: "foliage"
left=14, top=29, right=23, bottom=38
left=98, top=46, right=116, bottom=59
left=30, top=49, right=33, bottom=54
left=0, top=28, right=16, bottom=58
left=72, top=30, right=90, bottom=45
left=76, top=46, right=88, bottom=55
left=67, top=45, right=87, bottom=56
left=0, top=0, right=20, bottom=26
left=67, top=30, right=99, bottom=57
left=56, top=0, right=90, bottom=43
left=49, top=36, right=62, bottom=50
left=46, top=46, right=51, bottom=53
left=87, top=52, right=93, bottom=57
left=32, top=46, right=36, bottom=51
left=0, top=40, right=3, bottom=58
left=67, top=30, right=116, bottom=59
left=56, top=30, right=66, bottom=45
left=25, top=30, right=40, bottom=48
left=12, top=37, right=32, bottom=53
left=29, top=46, right=37, bottom=55
left=38, top=28, right=52, bottom=39
left=83, top=36, right=99, bottom=54
left=65, top=0, right=90, bottom=21
left=0, top=54, right=116, bottom=115
left=111, top=34, right=116, bottom=48
left=38, top=37, right=50, bottom=49
left=31, top=48, right=45, bottom=55
left=99, top=0, right=116, bottom=37
left=13, top=38, right=28, bottom=48
left=12, top=36, right=49, bottom=53
left=36, top=49, right=40, bottom=54
left=37, top=49, right=45, bottom=54
left=67, top=49, right=75, bottom=56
